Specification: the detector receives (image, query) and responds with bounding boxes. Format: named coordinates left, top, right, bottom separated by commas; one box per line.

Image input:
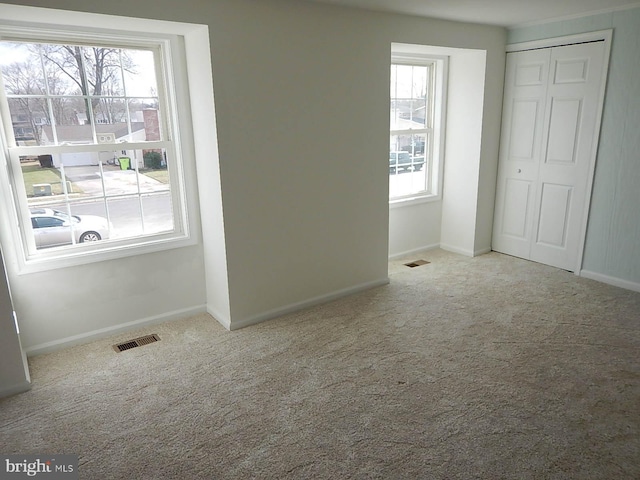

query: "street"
left=27, top=165, right=175, bottom=239
left=31, top=192, right=173, bottom=239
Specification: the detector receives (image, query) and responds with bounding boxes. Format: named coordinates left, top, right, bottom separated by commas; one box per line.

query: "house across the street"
left=40, top=122, right=146, bottom=168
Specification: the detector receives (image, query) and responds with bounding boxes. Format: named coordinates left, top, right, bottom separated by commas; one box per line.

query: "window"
left=389, top=53, right=447, bottom=202
left=0, top=22, right=194, bottom=271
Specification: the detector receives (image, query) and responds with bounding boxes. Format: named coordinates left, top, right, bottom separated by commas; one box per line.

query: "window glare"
left=390, top=59, right=436, bottom=201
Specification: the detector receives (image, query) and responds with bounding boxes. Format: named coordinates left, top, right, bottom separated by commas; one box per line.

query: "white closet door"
left=492, top=48, right=551, bottom=260
left=529, top=42, right=606, bottom=270
left=493, top=41, right=607, bottom=271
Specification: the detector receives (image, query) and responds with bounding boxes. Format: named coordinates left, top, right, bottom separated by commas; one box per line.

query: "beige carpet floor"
left=1, top=249, right=639, bottom=479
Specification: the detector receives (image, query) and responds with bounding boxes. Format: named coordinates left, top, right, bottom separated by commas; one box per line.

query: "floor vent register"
left=404, top=259, right=430, bottom=268
left=113, top=334, right=161, bottom=352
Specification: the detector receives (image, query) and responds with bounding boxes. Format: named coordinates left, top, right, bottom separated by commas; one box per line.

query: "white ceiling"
left=301, top=0, right=640, bottom=27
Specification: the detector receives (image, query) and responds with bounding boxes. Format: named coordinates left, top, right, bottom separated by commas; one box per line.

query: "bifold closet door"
left=493, top=41, right=607, bottom=271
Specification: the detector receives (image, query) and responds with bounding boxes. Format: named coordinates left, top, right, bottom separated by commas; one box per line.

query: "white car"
left=30, top=208, right=110, bottom=248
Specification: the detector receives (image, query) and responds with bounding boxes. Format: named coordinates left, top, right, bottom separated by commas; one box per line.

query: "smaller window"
left=389, top=52, right=447, bottom=202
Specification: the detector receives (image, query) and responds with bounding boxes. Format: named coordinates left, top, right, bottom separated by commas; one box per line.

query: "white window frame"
left=0, top=14, right=199, bottom=274
left=389, top=51, right=447, bottom=206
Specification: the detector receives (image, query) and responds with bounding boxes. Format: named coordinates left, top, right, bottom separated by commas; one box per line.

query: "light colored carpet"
left=1, top=249, right=639, bottom=479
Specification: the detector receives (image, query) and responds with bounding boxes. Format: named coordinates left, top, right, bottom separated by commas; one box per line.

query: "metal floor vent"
left=113, top=334, right=160, bottom=352
left=405, top=259, right=430, bottom=268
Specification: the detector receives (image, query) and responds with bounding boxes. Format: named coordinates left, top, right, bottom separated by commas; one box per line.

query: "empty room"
left=1, top=0, right=639, bottom=478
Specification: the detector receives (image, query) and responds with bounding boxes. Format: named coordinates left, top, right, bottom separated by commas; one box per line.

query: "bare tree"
left=1, top=53, right=88, bottom=143
left=2, top=60, right=48, bottom=144
left=94, top=76, right=128, bottom=124
left=39, top=44, right=135, bottom=123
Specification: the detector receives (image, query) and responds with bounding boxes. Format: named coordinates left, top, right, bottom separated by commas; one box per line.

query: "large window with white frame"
left=0, top=24, right=193, bottom=270
left=389, top=53, right=447, bottom=201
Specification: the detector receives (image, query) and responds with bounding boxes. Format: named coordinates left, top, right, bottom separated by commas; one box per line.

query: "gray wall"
left=0, top=0, right=506, bottom=350
left=509, top=7, right=640, bottom=287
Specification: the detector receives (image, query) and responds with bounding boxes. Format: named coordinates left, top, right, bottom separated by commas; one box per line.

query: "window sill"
left=389, top=194, right=441, bottom=209
left=15, top=232, right=196, bottom=275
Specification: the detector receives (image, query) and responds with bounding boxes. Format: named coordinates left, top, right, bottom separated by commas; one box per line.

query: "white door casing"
left=493, top=33, right=611, bottom=272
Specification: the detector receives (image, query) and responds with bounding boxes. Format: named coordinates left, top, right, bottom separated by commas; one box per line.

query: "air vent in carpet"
left=404, top=259, right=430, bottom=268
left=113, top=334, right=160, bottom=352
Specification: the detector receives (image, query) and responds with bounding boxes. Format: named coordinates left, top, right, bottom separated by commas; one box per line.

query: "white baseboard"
left=579, top=270, right=640, bottom=293
left=207, top=305, right=231, bottom=331
left=0, top=381, right=31, bottom=399
left=24, top=305, right=207, bottom=357
left=440, top=244, right=492, bottom=257
left=228, top=277, right=390, bottom=331
left=440, top=243, right=474, bottom=257
left=388, top=243, right=440, bottom=260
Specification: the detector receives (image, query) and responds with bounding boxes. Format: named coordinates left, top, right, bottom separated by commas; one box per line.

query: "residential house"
left=40, top=122, right=146, bottom=167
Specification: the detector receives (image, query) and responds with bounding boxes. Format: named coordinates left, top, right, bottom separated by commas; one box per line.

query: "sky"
left=0, top=41, right=158, bottom=98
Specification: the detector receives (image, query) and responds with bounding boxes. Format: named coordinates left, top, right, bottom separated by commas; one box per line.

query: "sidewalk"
left=64, top=165, right=168, bottom=196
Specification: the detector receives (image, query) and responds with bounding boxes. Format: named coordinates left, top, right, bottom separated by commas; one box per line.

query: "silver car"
left=30, top=208, right=110, bottom=248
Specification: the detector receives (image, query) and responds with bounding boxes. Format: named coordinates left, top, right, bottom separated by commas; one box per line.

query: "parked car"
left=29, top=208, right=110, bottom=248
left=389, top=151, right=425, bottom=173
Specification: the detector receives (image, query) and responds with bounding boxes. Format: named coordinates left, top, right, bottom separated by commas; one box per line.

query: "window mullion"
left=119, top=49, right=133, bottom=139
left=37, top=45, right=60, bottom=146
left=77, top=47, right=97, bottom=143
left=58, top=163, right=77, bottom=245
left=8, top=140, right=172, bottom=157
left=390, top=128, right=430, bottom=136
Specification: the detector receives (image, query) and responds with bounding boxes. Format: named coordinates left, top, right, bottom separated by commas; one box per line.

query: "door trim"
left=505, top=30, right=613, bottom=274
left=507, top=30, right=612, bottom=53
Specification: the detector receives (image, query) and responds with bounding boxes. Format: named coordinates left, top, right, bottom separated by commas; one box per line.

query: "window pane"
left=410, top=98, right=428, bottom=127
left=390, top=64, right=429, bottom=130
left=41, top=44, right=86, bottom=96
left=49, top=105, right=95, bottom=144
left=0, top=43, right=46, bottom=95
left=21, top=156, right=74, bottom=197
left=31, top=217, right=74, bottom=249
left=9, top=98, right=48, bottom=145
left=129, top=98, right=165, bottom=142
left=141, top=193, right=173, bottom=235
left=82, top=46, right=126, bottom=96
left=107, top=197, right=142, bottom=239
left=95, top=98, right=128, bottom=124
left=139, top=149, right=170, bottom=193
left=122, top=50, right=158, bottom=97
left=389, top=134, right=429, bottom=198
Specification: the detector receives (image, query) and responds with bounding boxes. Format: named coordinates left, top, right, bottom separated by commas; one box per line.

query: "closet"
left=492, top=35, right=610, bottom=271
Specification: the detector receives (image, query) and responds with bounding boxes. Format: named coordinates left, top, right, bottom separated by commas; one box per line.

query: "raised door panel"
left=536, top=183, right=572, bottom=248
left=546, top=98, right=582, bottom=165
left=515, top=61, right=545, bottom=86
left=509, top=100, right=540, bottom=160
left=501, top=179, right=532, bottom=238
